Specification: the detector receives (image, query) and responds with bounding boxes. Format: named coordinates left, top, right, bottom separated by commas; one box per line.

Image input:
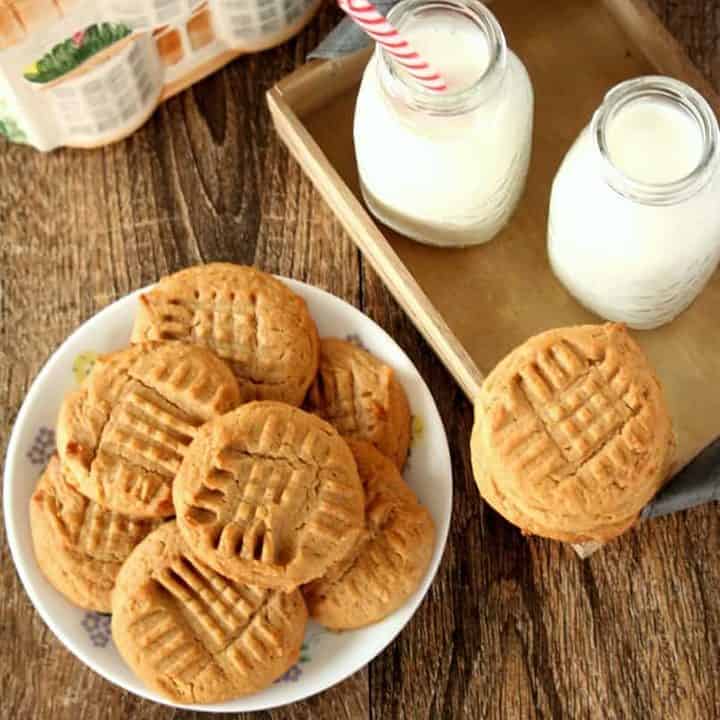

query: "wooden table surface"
left=1, top=2, right=719, bottom=719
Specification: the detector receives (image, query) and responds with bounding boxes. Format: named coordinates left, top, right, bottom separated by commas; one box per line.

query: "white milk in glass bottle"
left=548, top=76, right=720, bottom=329
left=353, top=0, right=534, bottom=247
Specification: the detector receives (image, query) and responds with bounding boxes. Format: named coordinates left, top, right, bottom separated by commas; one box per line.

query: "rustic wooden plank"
left=1, top=2, right=719, bottom=720
left=647, top=0, right=720, bottom=88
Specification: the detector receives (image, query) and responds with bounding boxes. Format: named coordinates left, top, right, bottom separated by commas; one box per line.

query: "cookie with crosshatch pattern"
left=131, top=263, right=319, bottom=406
left=173, top=401, right=366, bottom=591
left=303, top=338, right=411, bottom=469
left=29, top=455, right=161, bottom=612
left=471, top=323, right=674, bottom=543
left=303, top=440, right=435, bottom=629
left=56, top=341, right=241, bottom=518
left=112, top=522, right=307, bottom=704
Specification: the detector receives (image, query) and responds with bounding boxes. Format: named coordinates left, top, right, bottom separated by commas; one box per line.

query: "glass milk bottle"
left=353, top=0, right=534, bottom=247
left=548, top=76, right=720, bottom=330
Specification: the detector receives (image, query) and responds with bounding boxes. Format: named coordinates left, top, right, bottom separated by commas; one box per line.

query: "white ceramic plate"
left=4, top=278, right=452, bottom=712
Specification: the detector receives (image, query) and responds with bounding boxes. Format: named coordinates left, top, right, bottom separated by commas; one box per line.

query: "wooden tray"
left=268, top=0, right=720, bottom=479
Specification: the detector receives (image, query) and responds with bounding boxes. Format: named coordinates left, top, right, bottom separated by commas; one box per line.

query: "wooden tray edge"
left=603, top=0, right=720, bottom=112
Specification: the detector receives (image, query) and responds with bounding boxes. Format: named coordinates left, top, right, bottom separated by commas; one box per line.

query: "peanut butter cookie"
left=174, top=401, right=365, bottom=591
left=304, top=338, right=411, bottom=468
left=29, top=455, right=161, bottom=612
left=131, top=264, right=319, bottom=406
left=471, top=323, right=674, bottom=543
left=303, top=440, right=435, bottom=629
left=57, top=341, right=240, bottom=518
left=112, top=522, right=307, bottom=704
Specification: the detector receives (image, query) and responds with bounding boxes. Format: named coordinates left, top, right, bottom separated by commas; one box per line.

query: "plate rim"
left=3, top=277, right=452, bottom=712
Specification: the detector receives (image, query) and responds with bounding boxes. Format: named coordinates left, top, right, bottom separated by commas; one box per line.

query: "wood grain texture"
left=0, top=2, right=718, bottom=719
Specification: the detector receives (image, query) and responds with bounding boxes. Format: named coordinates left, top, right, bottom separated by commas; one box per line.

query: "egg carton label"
left=0, top=0, right=321, bottom=150
left=105, top=0, right=205, bottom=29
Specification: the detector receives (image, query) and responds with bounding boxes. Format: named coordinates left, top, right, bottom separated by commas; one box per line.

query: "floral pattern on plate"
left=274, top=629, right=330, bottom=683
left=26, top=427, right=55, bottom=466
left=81, top=613, right=112, bottom=648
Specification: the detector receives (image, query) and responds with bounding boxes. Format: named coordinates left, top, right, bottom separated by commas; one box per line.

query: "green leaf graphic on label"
left=0, top=99, right=27, bottom=143
left=23, top=23, right=132, bottom=84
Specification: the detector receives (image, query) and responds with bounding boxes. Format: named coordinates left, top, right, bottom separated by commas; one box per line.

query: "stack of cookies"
left=29, top=263, right=436, bottom=705
left=471, top=323, right=675, bottom=543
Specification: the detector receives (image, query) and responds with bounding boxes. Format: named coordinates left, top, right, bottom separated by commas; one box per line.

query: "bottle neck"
left=591, top=76, right=719, bottom=205
left=376, top=0, right=507, bottom=117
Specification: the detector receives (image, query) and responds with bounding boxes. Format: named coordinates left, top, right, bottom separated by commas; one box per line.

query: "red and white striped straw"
left=337, top=0, right=448, bottom=92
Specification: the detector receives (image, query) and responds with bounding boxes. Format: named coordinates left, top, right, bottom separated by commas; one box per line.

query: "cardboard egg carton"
left=0, top=0, right=322, bottom=149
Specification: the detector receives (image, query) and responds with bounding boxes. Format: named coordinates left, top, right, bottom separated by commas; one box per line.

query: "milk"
left=548, top=77, right=720, bottom=329
left=397, top=11, right=491, bottom=92
left=353, top=0, right=534, bottom=247
left=605, top=99, right=704, bottom=183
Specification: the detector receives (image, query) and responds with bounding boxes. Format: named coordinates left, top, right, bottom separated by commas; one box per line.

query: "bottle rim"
left=591, top=76, right=719, bottom=205
left=377, top=0, right=507, bottom=116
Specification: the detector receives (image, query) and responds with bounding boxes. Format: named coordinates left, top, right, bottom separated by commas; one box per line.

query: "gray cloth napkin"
left=308, top=13, right=720, bottom=521
left=308, top=2, right=397, bottom=59
left=642, top=437, right=720, bottom=519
